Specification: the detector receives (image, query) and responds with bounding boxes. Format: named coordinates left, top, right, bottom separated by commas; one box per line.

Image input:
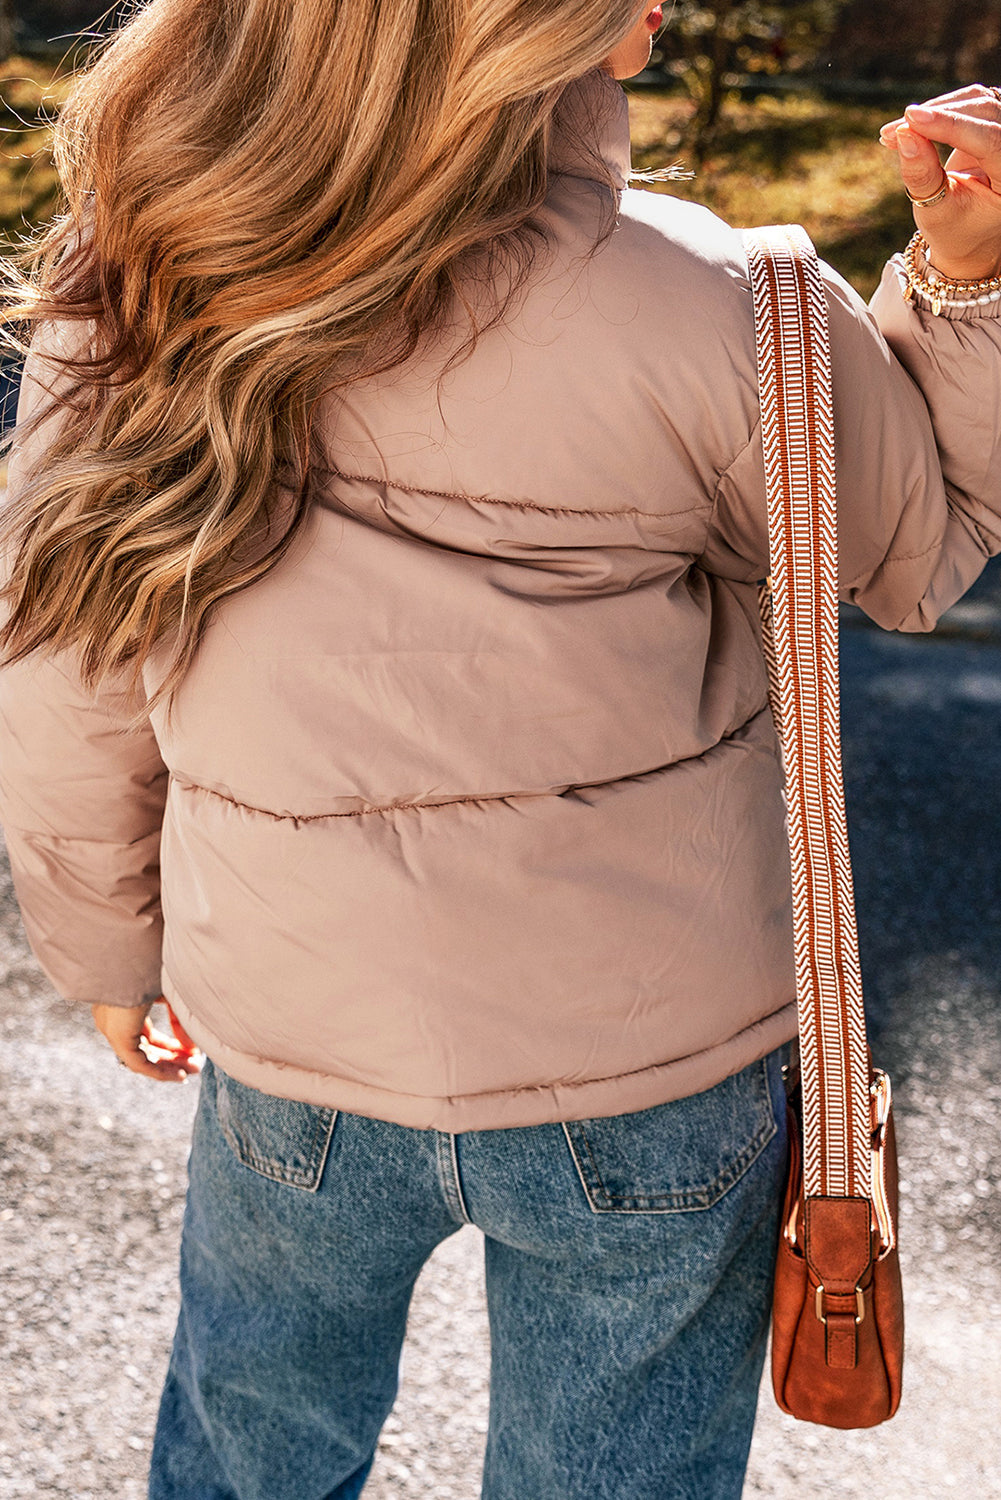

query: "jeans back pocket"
left=563, top=1057, right=777, bottom=1213
left=210, top=1061, right=338, bottom=1193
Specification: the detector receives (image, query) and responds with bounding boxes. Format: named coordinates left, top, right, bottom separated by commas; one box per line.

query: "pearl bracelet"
left=902, top=230, right=1001, bottom=315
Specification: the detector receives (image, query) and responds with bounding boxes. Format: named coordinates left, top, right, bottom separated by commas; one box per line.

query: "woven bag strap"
left=744, top=225, right=872, bottom=1203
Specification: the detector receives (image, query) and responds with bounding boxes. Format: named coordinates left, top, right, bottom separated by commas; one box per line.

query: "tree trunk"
left=691, top=0, right=737, bottom=146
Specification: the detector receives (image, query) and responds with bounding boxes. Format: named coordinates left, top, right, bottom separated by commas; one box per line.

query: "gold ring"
left=906, top=178, right=949, bottom=208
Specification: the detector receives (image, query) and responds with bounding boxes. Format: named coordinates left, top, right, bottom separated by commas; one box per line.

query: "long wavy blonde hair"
left=0, top=0, right=639, bottom=698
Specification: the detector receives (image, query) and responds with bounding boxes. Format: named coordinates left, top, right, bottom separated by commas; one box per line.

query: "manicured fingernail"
left=906, top=105, right=935, bottom=122
left=897, top=129, right=920, bottom=157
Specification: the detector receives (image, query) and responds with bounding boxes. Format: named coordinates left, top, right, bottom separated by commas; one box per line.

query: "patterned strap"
left=744, top=225, right=872, bottom=1203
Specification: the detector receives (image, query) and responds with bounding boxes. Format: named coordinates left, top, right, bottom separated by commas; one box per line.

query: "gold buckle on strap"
left=815, top=1285, right=865, bottom=1326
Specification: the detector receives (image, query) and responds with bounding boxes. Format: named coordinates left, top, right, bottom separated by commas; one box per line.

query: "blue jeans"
left=149, top=1048, right=790, bottom=1500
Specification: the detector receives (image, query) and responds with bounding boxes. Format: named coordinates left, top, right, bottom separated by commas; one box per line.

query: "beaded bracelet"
left=902, top=230, right=1001, bottom=315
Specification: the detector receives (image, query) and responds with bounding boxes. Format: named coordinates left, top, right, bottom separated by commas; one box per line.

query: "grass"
left=0, top=62, right=914, bottom=301
left=627, top=88, right=917, bottom=299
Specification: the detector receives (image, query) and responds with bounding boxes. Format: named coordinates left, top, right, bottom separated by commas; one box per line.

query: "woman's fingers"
left=880, top=83, right=1001, bottom=148
left=942, top=147, right=987, bottom=176
left=895, top=125, right=949, bottom=202
left=903, top=103, right=1001, bottom=188
left=877, top=86, right=1001, bottom=278
left=142, top=1016, right=203, bottom=1072
left=165, top=1002, right=199, bottom=1058
left=91, top=1001, right=195, bottom=1082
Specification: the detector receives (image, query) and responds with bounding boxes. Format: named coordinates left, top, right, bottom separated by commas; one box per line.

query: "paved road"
left=1, top=564, right=999, bottom=1498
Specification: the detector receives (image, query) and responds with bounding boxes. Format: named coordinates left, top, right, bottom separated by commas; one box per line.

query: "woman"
left=1, top=0, right=1000, bottom=1493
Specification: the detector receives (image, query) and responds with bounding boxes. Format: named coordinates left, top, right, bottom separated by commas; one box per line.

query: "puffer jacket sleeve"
left=701, top=253, right=1001, bottom=629
left=0, top=330, right=168, bottom=1007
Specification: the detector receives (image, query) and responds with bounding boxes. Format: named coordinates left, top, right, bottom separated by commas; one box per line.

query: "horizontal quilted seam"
left=320, top=465, right=712, bottom=523
left=166, top=716, right=769, bottom=824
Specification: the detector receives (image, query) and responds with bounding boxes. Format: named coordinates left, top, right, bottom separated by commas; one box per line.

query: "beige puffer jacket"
left=3, top=70, right=1000, bottom=1129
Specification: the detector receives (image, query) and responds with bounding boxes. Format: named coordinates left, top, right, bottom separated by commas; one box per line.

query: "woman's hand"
left=91, top=999, right=201, bottom=1082
left=880, top=85, right=1001, bottom=281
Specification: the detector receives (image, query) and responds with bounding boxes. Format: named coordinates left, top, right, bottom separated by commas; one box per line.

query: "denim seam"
left=449, top=1133, right=473, bottom=1225
left=561, top=1120, right=601, bottom=1212
left=562, top=1060, right=777, bottom=1214
left=435, top=1132, right=472, bottom=1226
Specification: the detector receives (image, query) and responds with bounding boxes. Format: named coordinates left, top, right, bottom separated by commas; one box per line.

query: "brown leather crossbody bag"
left=744, top=226, right=904, bottom=1428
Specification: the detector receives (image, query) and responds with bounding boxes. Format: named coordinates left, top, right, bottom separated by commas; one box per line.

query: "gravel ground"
left=2, top=568, right=1000, bottom=1499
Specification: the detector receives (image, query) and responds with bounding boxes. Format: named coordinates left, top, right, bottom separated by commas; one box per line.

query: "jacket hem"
left=163, top=977, right=798, bottom=1131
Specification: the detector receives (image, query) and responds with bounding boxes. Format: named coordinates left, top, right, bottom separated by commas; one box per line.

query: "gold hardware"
left=784, top=1073, right=895, bottom=1257
left=870, top=1070, right=896, bottom=1257
left=784, top=1197, right=800, bottom=1247
left=815, top=1285, right=865, bottom=1326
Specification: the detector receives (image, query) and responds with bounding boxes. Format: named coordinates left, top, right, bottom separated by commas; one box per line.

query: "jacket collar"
left=549, top=69, right=631, bottom=191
